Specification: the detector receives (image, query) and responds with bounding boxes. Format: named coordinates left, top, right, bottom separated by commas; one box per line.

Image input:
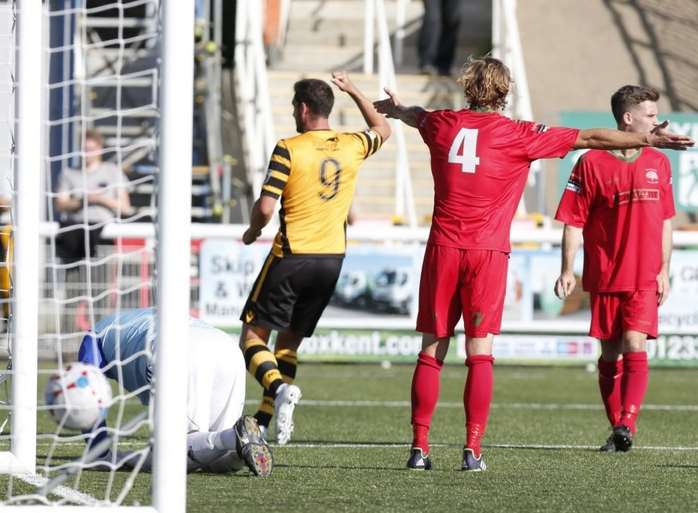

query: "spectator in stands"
left=418, top=0, right=464, bottom=76
left=55, top=129, right=132, bottom=263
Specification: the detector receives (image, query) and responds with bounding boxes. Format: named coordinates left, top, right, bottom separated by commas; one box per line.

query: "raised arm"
left=554, top=225, right=583, bottom=299
left=331, top=71, right=391, bottom=143
left=574, top=121, right=694, bottom=151
left=372, top=87, right=428, bottom=129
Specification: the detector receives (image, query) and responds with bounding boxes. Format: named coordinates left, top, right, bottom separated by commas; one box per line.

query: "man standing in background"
left=554, top=85, right=675, bottom=452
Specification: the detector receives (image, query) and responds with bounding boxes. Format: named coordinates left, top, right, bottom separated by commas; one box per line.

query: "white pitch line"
left=245, top=399, right=698, bottom=412
left=277, top=442, right=698, bottom=451
left=20, top=440, right=698, bottom=453
left=12, top=472, right=101, bottom=506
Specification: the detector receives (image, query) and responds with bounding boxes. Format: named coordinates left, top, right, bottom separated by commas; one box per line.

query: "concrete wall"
left=517, top=0, right=698, bottom=218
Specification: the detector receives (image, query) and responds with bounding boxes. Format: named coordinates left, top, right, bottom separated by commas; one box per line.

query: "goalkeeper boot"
left=611, top=424, right=633, bottom=452
left=275, top=383, right=302, bottom=445
left=406, top=448, right=432, bottom=470
left=234, top=415, right=273, bottom=477
left=462, top=448, right=487, bottom=472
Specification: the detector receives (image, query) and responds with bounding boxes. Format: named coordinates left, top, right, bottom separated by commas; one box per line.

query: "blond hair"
left=457, top=57, right=511, bottom=111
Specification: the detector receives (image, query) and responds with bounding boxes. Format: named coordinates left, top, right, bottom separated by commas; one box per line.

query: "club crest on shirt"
left=645, top=169, right=659, bottom=184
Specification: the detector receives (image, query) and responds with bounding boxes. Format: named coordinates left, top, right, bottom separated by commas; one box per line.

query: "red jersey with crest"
left=417, top=109, right=579, bottom=252
left=555, top=148, right=675, bottom=293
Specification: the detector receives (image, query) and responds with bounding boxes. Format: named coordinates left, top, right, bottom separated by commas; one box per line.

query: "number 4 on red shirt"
left=448, top=128, right=480, bottom=173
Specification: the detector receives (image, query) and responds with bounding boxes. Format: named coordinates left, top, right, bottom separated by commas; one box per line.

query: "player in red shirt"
left=373, top=57, right=693, bottom=471
left=554, top=85, right=675, bottom=452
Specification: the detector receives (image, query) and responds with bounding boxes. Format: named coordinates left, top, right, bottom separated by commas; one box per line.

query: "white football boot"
left=274, top=383, right=302, bottom=445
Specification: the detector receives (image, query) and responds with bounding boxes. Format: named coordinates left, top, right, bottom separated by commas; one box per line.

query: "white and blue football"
left=45, top=362, right=112, bottom=430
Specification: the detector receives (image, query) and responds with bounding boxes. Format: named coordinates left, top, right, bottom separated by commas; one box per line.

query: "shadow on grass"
left=271, top=462, right=450, bottom=472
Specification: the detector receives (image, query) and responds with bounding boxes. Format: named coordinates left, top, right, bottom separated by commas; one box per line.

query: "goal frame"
left=1, top=1, right=193, bottom=511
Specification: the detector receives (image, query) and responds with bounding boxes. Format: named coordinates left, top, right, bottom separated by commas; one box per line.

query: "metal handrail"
left=234, top=2, right=275, bottom=197
left=32, top=221, right=698, bottom=248
left=364, top=0, right=417, bottom=227
left=492, top=0, right=542, bottom=214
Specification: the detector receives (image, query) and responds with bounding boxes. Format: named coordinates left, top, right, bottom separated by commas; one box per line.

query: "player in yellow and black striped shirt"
left=238, top=72, right=391, bottom=444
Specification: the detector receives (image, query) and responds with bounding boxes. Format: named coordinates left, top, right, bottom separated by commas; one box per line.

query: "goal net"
left=0, top=0, right=191, bottom=509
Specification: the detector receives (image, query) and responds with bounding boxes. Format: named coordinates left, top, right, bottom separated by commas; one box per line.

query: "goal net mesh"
left=2, top=0, right=166, bottom=506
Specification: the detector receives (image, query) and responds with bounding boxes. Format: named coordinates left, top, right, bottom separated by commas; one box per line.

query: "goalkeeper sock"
left=410, top=352, right=443, bottom=453
left=255, top=348, right=298, bottom=428
left=464, top=354, right=495, bottom=458
left=242, top=335, right=284, bottom=397
left=620, top=351, right=648, bottom=433
left=187, top=432, right=225, bottom=466
left=597, top=356, right=623, bottom=427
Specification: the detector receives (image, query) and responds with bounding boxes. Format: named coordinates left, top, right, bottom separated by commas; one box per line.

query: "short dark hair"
left=293, top=79, right=334, bottom=118
left=610, top=85, right=660, bottom=124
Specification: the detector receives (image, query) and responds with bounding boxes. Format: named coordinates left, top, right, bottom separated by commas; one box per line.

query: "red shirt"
left=555, top=148, right=675, bottom=293
left=418, top=109, right=578, bottom=252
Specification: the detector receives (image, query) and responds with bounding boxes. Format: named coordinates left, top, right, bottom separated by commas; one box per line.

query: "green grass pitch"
left=2, top=363, right=697, bottom=512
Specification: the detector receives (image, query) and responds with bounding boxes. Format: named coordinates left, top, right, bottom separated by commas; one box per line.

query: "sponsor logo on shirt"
left=645, top=169, right=659, bottom=184
left=616, top=188, right=660, bottom=205
left=565, top=178, right=581, bottom=193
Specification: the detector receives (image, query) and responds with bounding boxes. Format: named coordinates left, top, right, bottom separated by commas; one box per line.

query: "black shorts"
left=240, top=253, right=344, bottom=337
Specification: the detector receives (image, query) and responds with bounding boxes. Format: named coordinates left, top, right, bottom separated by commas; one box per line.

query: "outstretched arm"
left=554, top=225, right=583, bottom=299
left=574, top=121, right=694, bottom=151
left=373, top=88, right=429, bottom=129
left=331, top=71, right=391, bottom=143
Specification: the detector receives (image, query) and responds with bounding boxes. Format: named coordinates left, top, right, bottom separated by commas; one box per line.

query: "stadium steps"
left=267, top=0, right=491, bottom=224
left=267, top=70, right=447, bottom=222
left=81, top=8, right=222, bottom=224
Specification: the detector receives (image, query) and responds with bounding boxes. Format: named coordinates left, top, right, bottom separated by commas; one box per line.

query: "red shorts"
left=416, top=244, right=508, bottom=338
left=589, top=290, right=658, bottom=340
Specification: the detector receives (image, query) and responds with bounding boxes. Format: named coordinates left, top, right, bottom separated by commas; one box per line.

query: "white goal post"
left=1, top=0, right=193, bottom=510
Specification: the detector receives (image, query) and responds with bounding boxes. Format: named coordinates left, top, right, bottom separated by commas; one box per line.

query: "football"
left=44, top=362, right=112, bottom=430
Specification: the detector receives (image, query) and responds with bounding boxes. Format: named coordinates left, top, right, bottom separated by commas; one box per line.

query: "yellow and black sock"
left=276, top=348, right=298, bottom=383
left=254, top=348, right=298, bottom=428
left=242, top=335, right=284, bottom=397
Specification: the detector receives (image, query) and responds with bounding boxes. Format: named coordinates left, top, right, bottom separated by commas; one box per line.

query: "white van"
left=333, top=270, right=370, bottom=308
left=370, top=268, right=413, bottom=314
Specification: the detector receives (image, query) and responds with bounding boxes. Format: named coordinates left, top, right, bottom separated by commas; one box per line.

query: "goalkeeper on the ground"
left=78, top=307, right=272, bottom=476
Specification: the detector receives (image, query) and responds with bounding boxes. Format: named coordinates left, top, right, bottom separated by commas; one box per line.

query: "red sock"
left=597, top=357, right=623, bottom=427
left=464, top=354, right=495, bottom=458
left=620, top=351, right=649, bottom=432
left=410, top=352, right=443, bottom=453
